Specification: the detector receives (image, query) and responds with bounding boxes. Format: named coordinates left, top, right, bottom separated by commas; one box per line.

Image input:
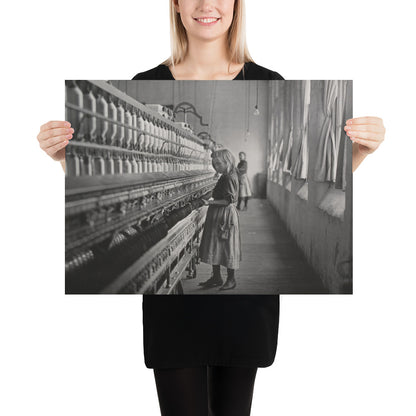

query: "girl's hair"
left=239, top=151, right=246, bottom=158
left=162, top=0, right=254, bottom=68
left=211, top=148, right=236, bottom=172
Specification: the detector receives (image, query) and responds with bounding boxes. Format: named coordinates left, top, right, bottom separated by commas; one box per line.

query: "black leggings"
left=153, top=366, right=258, bottom=416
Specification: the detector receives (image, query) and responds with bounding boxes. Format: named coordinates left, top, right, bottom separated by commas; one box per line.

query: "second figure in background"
left=237, top=151, right=252, bottom=211
left=199, top=149, right=242, bottom=291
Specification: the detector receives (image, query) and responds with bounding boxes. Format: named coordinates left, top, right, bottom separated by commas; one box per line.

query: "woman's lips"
left=193, top=17, right=221, bottom=26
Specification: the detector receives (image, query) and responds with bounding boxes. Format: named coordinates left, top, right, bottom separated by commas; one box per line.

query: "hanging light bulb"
left=253, top=81, right=260, bottom=115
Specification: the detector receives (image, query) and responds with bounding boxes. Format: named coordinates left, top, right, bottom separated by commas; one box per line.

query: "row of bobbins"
left=65, top=81, right=210, bottom=176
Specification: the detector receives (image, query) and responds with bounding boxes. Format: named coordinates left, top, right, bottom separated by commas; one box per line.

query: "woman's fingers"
left=345, top=130, right=384, bottom=141
left=344, top=124, right=385, bottom=134
left=346, top=116, right=383, bottom=125
left=37, top=120, right=73, bottom=161
left=41, top=134, right=71, bottom=150
left=40, top=120, right=71, bottom=132
left=37, top=127, right=74, bottom=142
left=37, top=120, right=73, bottom=143
left=344, top=116, right=385, bottom=155
left=44, top=139, right=68, bottom=157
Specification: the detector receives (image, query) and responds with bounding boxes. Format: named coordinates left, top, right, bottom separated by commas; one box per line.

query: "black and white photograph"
left=65, top=80, right=352, bottom=295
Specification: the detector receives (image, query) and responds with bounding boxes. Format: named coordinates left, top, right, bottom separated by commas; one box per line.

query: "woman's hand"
left=344, top=116, right=385, bottom=171
left=37, top=120, right=73, bottom=162
left=344, top=116, right=385, bottom=154
left=201, top=199, right=210, bottom=206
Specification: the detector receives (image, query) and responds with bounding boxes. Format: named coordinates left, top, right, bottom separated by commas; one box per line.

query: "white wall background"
left=1, top=1, right=415, bottom=415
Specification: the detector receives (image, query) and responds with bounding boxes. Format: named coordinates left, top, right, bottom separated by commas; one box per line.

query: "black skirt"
left=133, top=62, right=284, bottom=368
left=142, top=295, right=280, bottom=368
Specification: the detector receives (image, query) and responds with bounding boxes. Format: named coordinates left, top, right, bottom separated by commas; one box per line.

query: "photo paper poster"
left=65, top=80, right=352, bottom=295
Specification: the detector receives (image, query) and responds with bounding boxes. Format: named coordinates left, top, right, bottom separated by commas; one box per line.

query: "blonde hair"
left=211, top=148, right=236, bottom=172
left=162, top=0, right=254, bottom=69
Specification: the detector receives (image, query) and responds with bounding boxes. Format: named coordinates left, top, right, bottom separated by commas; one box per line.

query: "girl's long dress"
left=133, top=62, right=284, bottom=368
left=199, top=169, right=242, bottom=269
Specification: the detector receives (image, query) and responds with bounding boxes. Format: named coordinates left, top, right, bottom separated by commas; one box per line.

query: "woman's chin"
left=188, top=27, right=228, bottom=43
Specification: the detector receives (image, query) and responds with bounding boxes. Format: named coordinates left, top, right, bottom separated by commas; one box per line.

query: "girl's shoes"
left=198, top=275, right=223, bottom=288
left=219, top=278, right=237, bottom=291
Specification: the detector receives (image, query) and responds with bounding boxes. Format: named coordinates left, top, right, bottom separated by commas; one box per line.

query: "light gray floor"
left=182, top=198, right=327, bottom=294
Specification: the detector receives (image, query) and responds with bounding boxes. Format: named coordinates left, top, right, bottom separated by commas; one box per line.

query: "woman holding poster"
left=36, top=0, right=385, bottom=415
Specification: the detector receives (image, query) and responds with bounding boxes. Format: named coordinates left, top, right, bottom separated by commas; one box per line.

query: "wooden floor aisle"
left=181, top=198, right=327, bottom=295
